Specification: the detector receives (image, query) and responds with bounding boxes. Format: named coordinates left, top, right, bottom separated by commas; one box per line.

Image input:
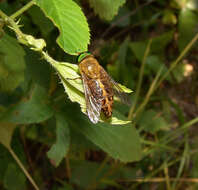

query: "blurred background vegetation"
left=1, top=0, right=198, bottom=189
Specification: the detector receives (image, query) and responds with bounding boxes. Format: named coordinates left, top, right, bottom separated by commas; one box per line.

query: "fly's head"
left=78, top=53, right=100, bottom=79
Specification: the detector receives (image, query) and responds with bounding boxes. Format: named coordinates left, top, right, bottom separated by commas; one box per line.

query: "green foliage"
left=65, top=109, right=141, bottom=162
left=3, top=163, right=26, bottom=190
left=28, top=6, right=54, bottom=37
left=0, top=34, right=26, bottom=92
left=1, top=0, right=198, bottom=189
left=137, top=110, right=169, bottom=133
left=178, top=8, right=198, bottom=51
left=0, top=85, right=53, bottom=124
left=47, top=113, right=70, bottom=167
left=0, top=122, right=16, bottom=148
left=88, top=0, right=126, bottom=20
left=35, top=0, right=90, bottom=55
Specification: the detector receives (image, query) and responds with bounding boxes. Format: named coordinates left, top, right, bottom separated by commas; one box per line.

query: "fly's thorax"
left=79, top=56, right=101, bottom=79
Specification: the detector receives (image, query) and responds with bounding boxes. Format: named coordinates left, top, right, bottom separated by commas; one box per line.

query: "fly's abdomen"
left=102, top=96, right=113, bottom=118
left=99, top=80, right=114, bottom=118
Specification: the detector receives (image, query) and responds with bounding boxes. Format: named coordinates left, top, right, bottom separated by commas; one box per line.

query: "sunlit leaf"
left=35, top=0, right=90, bottom=55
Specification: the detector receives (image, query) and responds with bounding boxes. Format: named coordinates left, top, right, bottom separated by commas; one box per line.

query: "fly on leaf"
left=78, top=53, right=131, bottom=124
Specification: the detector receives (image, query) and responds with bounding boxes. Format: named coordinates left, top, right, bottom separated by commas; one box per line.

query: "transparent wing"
left=111, top=79, right=131, bottom=106
left=100, top=66, right=131, bottom=106
left=81, top=74, right=102, bottom=124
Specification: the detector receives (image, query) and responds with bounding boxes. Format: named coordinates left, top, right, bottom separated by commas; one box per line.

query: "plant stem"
left=10, top=0, right=35, bottom=19
left=128, top=39, right=152, bottom=120
left=8, top=147, right=39, bottom=190
left=134, top=66, right=163, bottom=119
left=0, top=10, right=24, bottom=37
left=0, top=10, right=8, bottom=20
left=164, top=162, right=171, bottom=190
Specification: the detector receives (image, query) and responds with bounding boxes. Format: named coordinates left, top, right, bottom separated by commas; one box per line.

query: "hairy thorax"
left=79, top=55, right=101, bottom=79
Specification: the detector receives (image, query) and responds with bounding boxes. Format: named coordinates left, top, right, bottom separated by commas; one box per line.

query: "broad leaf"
left=81, top=124, right=141, bottom=162
left=0, top=34, right=26, bottom=92
left=0, top=85, right=53, bottom=124
left=35, top=0, right=90, bottom=55
left=47, top=113, right=70, bottom=167
left=88, top=0, right=126, bottom=21
left=65, top=109, right=141, bottom=162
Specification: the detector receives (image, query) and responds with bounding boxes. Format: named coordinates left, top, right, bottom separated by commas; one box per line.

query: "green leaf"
left=3, top=163, right=26, bottom=190
left=65, top=109, right=141, bottom=162
left=52, top=61, right=132, bottom=124
left=145, top=55, right=171, bottom=81
left=130, top=31, right=174, bottom=62
left=47, top=113, right=70, bottom=167
left=0, top=122, right=16, bottom=148
left=178, top=8, right=198, bottom=51
left=0, top=85, right=53, bottom=124
left=130, top=41, right=147, bottom=62
left=88, top=0, right=126, bottom=21
left=78, top=122, right=141, bottom=163
left=137, top=110, right=170, bottom=133
left=35, top=0, right=90, bottom=55
left=0, top=34, right=26, bottom=92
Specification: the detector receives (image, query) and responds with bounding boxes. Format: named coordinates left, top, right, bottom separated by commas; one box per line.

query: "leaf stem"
left=0, top=10, right=56, bottom=65
left=0, top=10, right=24, bottom=37
left=0, top=10, right=9, bottom=20
left=8, top=147, right=40, bottom=190
left=10, top=0, right=35, bottom=19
